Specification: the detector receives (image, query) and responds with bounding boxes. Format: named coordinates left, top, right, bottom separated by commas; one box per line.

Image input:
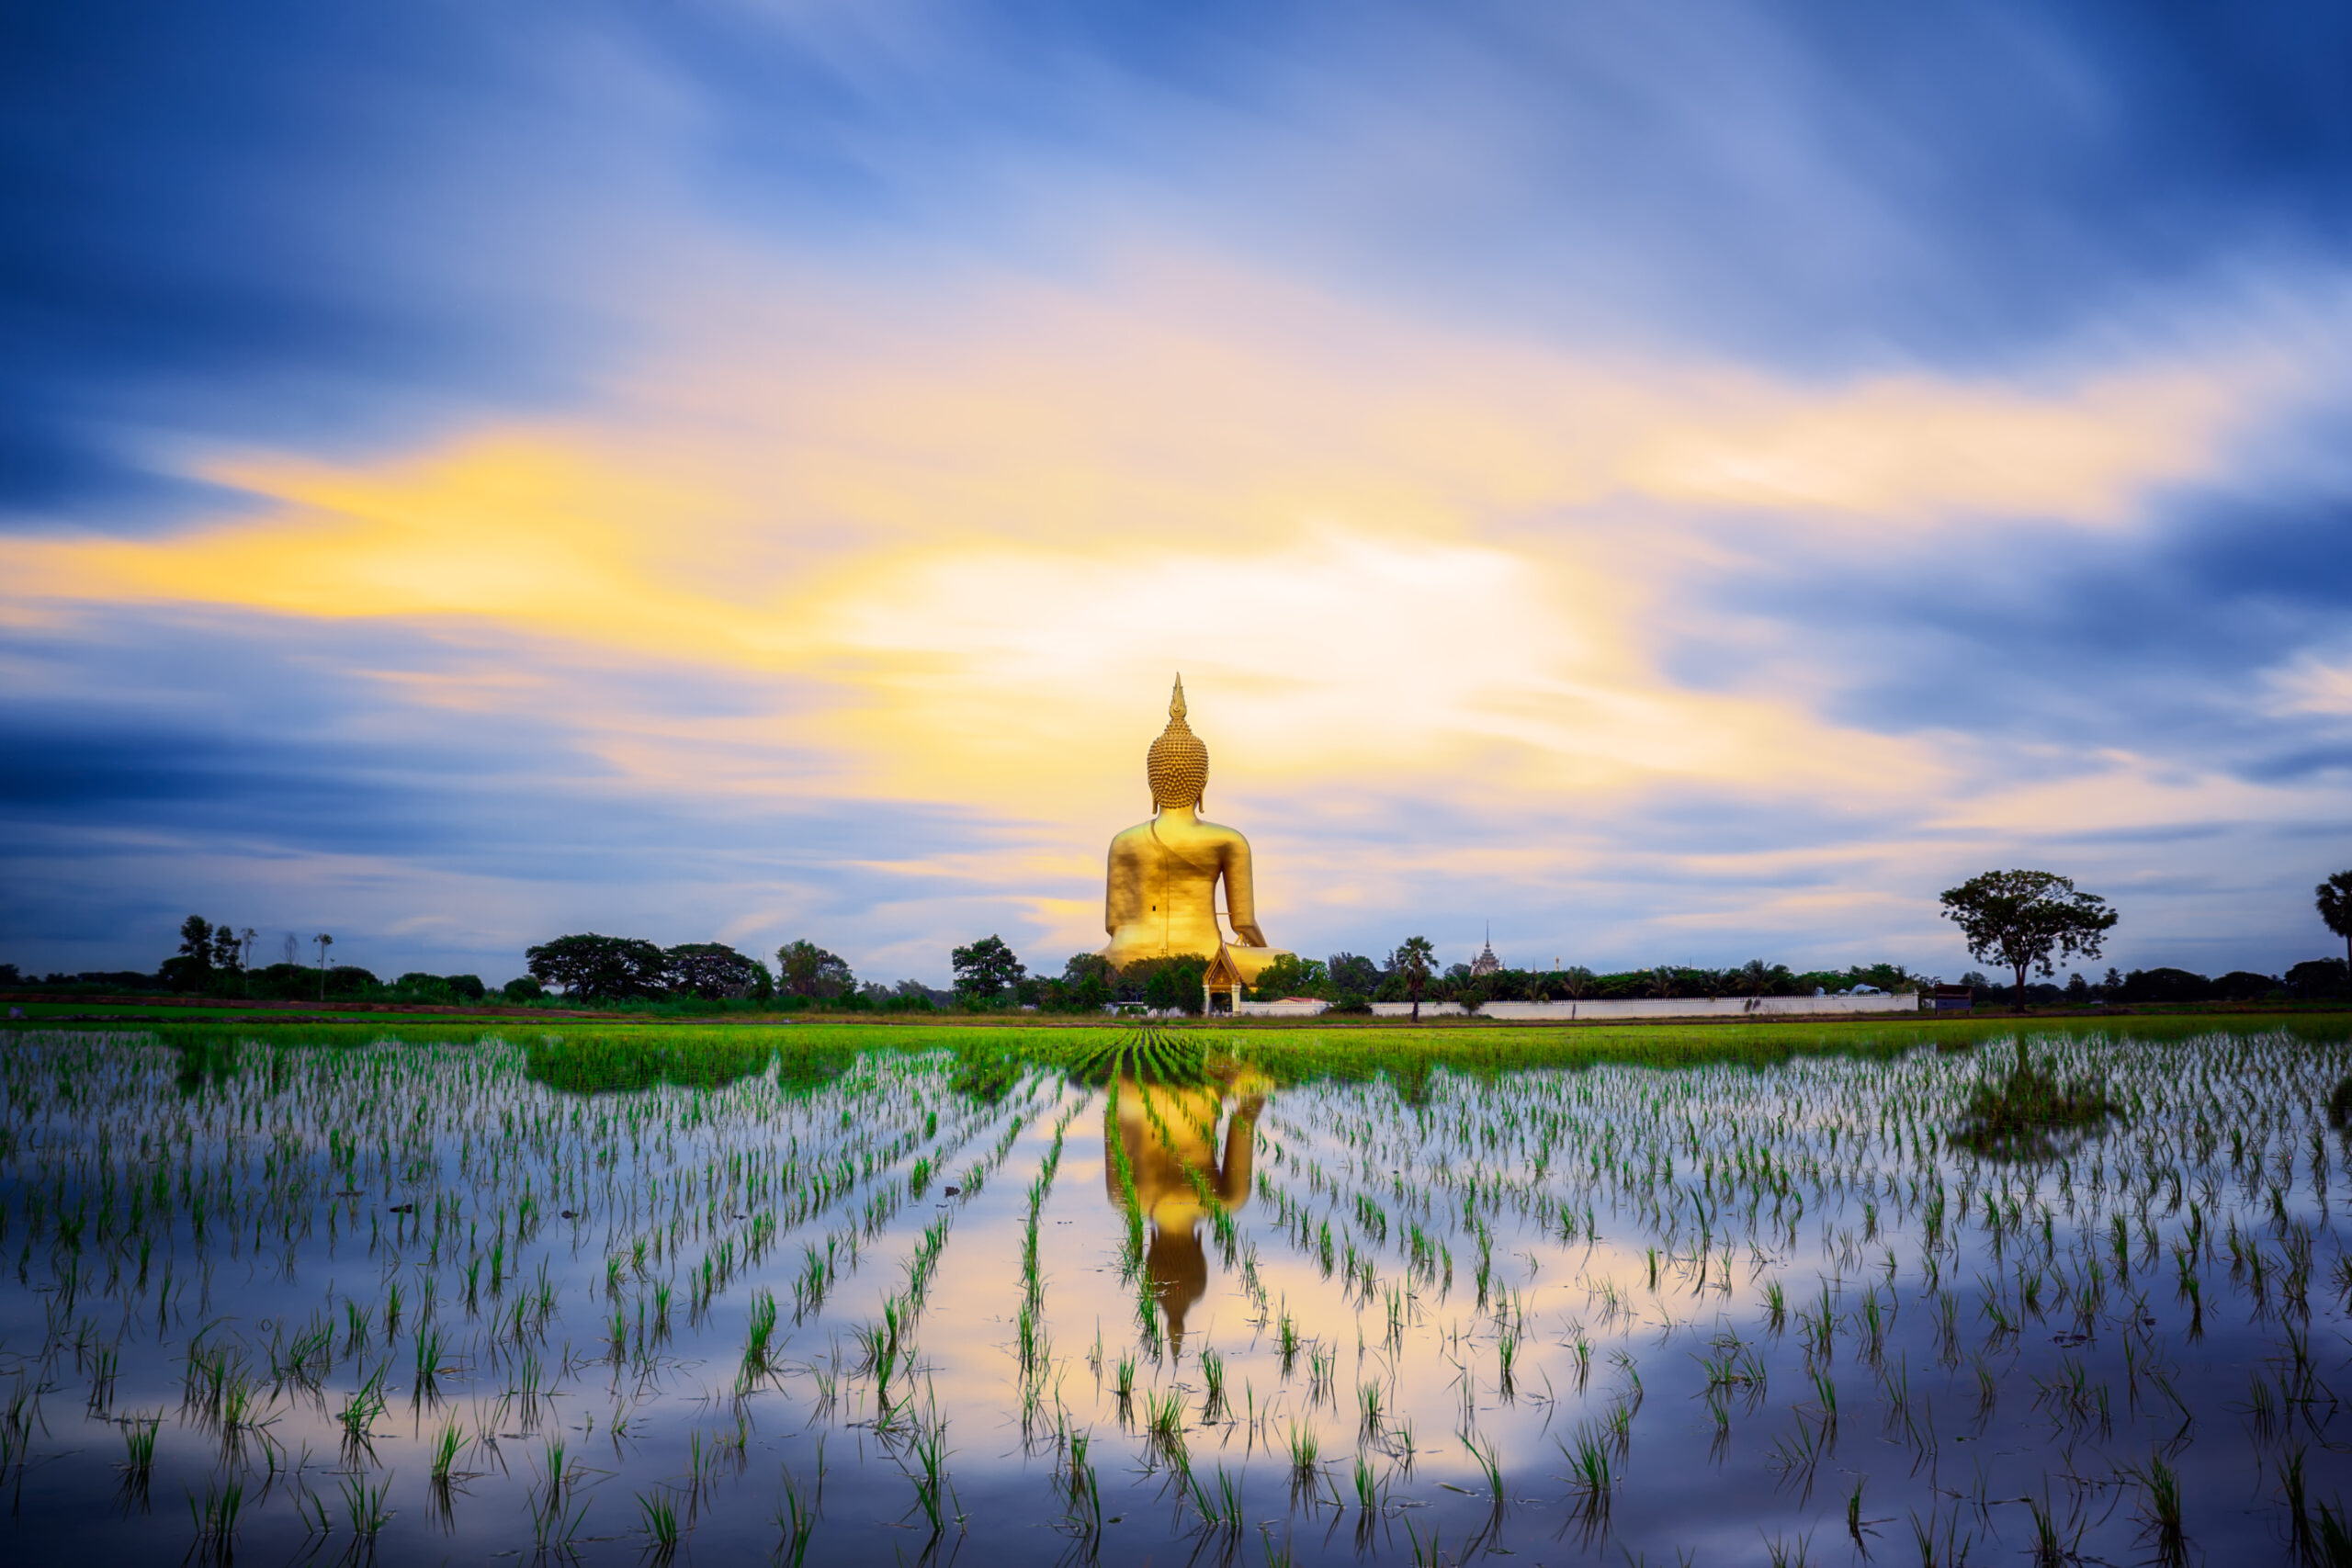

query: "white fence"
left=1236, top=993, right=1920, bottom=1020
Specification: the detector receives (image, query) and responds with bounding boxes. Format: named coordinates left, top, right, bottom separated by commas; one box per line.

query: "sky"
left=6, top=0, right=2352, bottom=988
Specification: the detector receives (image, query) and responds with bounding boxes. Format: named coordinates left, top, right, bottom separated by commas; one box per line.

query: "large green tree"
left=950, top=935, right=1025, bottom=1002
left=159, top=915, right=216, bottom=992
left=1057, top=953, right=1114, bottom=1012
left=526, top=933, right=669, bottom=1000
left=2318, top=870, right=2352, bottom=972
left=1326, top=953, right=1381, bottom=999
left=666, top=942, right=772, bottom=999
left=159, top=915, right=254, bottom=994
left=1249, top=953, right=1329, bottom=1001
left=1939, top=870, right=2118, bottom=1011
left=775, top=940, right=854, bottom=1000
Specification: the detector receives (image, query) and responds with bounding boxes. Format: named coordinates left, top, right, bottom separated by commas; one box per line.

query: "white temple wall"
left=1234, top=993, right=1921, bottom=1020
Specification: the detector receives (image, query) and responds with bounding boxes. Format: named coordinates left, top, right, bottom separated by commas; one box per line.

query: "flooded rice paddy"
left=2, top=1019, right=2349, bottom=1564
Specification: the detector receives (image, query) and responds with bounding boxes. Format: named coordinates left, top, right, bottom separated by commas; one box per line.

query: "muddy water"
left=0, top=1027, right=2344, bottom=1564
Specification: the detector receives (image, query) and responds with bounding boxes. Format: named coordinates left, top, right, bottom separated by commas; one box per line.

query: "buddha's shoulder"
left=1107, top=818, right=1249, bottom=851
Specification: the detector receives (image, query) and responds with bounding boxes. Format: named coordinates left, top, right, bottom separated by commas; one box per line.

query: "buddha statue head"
left=1147, top=675, right=1209, bottom=810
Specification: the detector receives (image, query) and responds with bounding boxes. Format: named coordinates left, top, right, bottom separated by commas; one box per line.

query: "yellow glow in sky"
left=0, top=258, right=2313, bottom=972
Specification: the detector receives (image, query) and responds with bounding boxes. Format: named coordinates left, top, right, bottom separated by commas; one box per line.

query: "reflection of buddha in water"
left=1106, top=1077, right=1262, bottom=1353
left=1102, top=678, right=1291, bottom=990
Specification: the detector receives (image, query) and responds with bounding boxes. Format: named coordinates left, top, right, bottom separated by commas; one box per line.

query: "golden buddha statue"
left=1104, top=1075, right=1262, bottom=1353
left=1102, top=677, right=1292, bottom=987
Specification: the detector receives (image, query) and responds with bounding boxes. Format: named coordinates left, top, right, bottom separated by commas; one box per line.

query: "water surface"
left=0, top=1023, right=2345, bottom=1563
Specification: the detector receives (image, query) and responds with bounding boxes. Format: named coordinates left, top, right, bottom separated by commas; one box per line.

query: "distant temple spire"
left=1470, top=923, right=1500, bottom=977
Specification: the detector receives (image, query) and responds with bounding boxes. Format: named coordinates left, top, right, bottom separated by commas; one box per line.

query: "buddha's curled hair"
left=1147, top=675, right=1209, bottom=810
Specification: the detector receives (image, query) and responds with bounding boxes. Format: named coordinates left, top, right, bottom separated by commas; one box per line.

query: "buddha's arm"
left=1106, top=836, right=1146, bottom=936
left=1213, top=1098, right=1262, bottom=1206
left=1219, top=833, right=1268, bottom=947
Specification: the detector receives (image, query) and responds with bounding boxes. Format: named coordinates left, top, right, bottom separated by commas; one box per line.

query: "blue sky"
left=5, top=1, right=2351, bottom=986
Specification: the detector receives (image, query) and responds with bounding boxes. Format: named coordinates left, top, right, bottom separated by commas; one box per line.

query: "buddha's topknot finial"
left=1148, top=674, right=1208, bottom=809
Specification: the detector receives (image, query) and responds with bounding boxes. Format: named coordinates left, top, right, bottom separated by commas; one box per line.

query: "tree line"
left=0, top=917, right=512, bottom=1004
left=3, top=863, right=2348, bottom=1013
left=933, top=937, right=1921, bottom=1016
left=518, top=934, right=943, bottom=1011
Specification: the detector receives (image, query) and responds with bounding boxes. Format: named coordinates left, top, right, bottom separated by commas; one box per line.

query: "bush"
left=41, top=970, right=167, bottom=993
left=323, top=965, right=380, bottom=998
left=2289, top=959, right=2350, bottom=999
left=502, top=976, right=547, bottom=1002
left=1111, top=955, right=1207, bottom=1012
left=393, top=972, right=459, bottom=1003
left=246, top=963, right=317, bottom=1000
left=2117, top=967, right=2212, bottom=1004
left=2212, top=970, right=2284, bottom=1001
left=1139, top=957, right=1208, bottom=1014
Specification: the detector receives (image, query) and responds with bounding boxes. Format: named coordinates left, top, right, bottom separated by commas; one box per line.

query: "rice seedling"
left=2124, top=1450, right=2188, bottom=1563
left=184, top=1475, right=243, bottom=1560
left=776, top=1468, right=819, bottom=1566
left=429, top=1416, right=466, bottom=1483
left=2315, top=1498, right=2352, bottom=1567
left=1462, top=1430, right=1503, bottom=1501
left=1191, top=1464, right=1245, bottom=1531
left=1283, top=1418, right=1319, bottom=1482
left=531, top=1439, right=588, bottom=1550
left=1199, top=1348, right=1227, bottom=1420
left=637, top=1488, right=682, bottom=1557
left=413, top=1321, right=447, bottom=1402
left=1144, top=1387, right=1184, bottom=1450
left=120, top=1414, right=161, bottom=1473
left=341, top=1472, right=393, bottom=1537
left=1063, top=1429, right=1102, bottom=1534
left=336, top=1362, right=387, bottom=1453
left=905, top=1415, right=953, bottom=1538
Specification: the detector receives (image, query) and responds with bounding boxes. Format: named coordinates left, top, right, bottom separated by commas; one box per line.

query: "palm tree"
left=314, top=932, right=334, bottom=1003
left=1392, top=936, right=1437, bottom=1022
left=2320, top=871, right=2352, bottom=971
